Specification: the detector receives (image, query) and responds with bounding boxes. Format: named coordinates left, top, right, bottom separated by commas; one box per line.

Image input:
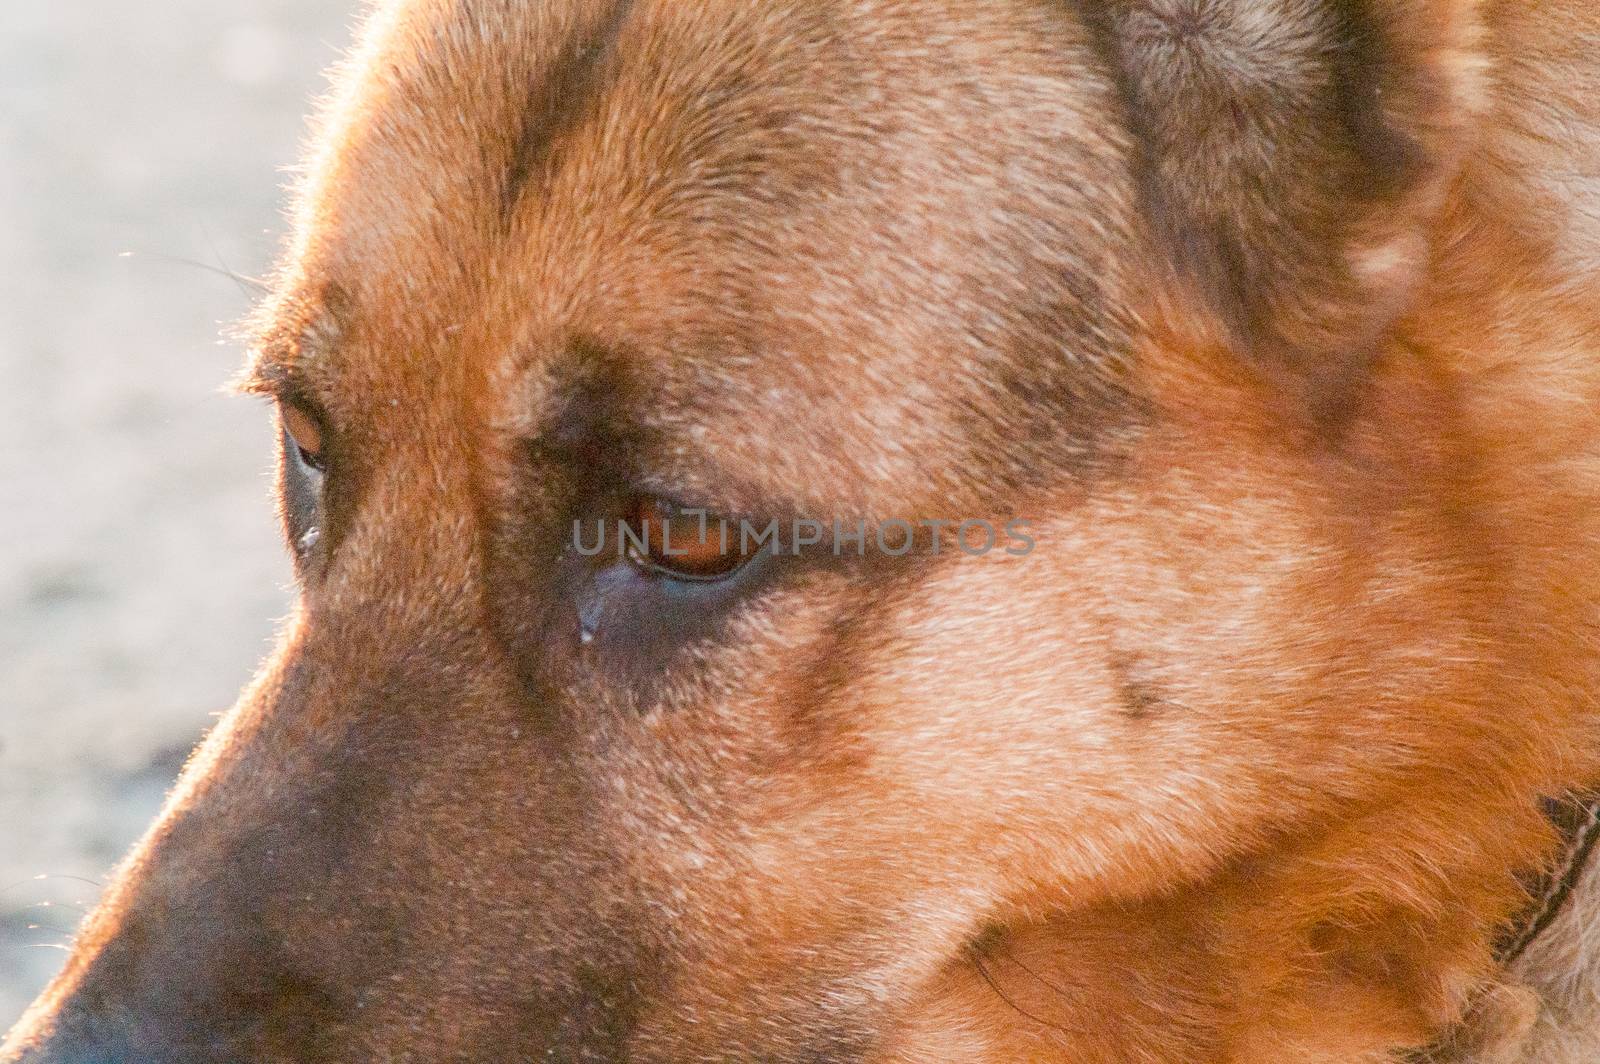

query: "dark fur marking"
left=1110, top=652, right=1170, bottom=720
left=501, top=0, right=637, bottom=221
left=1327, top=0, right=1431, bottom=201
left=1057, top=0, right=1159, bottom=193
left=500, top=959, right=646, bottom=1063
left=977, top=277, right=1149, bottom=490
left=1059, top=0, right=1266, bottom=370
left=1059, top=0, right=1442, bottom=430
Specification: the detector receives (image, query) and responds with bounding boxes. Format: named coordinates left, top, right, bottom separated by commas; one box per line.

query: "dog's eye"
left=626, top=496, right=753, bottom=581
left=280, top=402, right=326, bottom=473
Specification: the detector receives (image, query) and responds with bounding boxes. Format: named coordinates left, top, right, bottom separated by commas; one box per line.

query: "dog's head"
left=6, top=0, right=1572, bottom=1060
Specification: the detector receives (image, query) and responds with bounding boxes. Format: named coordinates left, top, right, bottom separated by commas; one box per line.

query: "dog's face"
left=8, top=0, right=1572, bottom=1061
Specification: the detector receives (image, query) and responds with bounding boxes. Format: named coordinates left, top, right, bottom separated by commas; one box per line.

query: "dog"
left=6, top=0, right=1600, bottom=1059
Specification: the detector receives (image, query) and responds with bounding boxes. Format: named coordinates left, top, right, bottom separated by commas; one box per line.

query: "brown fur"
left=5, top=0, right=1600, bottom=1060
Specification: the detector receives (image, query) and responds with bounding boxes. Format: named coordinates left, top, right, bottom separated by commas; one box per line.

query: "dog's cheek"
left=827, top=420, right=1484, bottom=916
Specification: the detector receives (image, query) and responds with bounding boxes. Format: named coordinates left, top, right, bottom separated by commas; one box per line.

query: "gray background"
left=1, top=0, right=353, bottom=1026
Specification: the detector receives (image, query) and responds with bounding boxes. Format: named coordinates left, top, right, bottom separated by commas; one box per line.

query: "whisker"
left=200, top=222, right=265, bottom=303
left=0, top=873, right=103, bottom=895
left=1000, top=942, right=1075, bottom=1002
left=971, top=948, right=1079, bottom=1041
left=118, top=249, right=269, bottom=295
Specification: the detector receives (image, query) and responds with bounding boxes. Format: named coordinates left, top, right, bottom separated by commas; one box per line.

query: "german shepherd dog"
left=7, top=0, right=1600, bottom=1060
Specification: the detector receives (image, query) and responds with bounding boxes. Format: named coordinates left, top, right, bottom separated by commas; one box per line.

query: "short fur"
left=5, top=0, right=1600, bottom=1060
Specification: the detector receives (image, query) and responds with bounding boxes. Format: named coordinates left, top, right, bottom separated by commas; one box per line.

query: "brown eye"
left=628, top=497, right=753, bottom=581
left=280, top=402, right=325, bottom=471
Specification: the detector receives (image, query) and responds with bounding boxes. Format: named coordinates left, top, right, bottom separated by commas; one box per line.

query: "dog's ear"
left=1079, top=0, right=1486, bottom=419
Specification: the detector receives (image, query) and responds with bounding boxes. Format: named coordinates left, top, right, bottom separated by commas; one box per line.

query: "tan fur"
left=4, top=0, right=1600, bottom=1061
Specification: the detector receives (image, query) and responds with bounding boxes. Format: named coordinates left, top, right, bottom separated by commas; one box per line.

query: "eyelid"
left=278, top=397, right=329, bottom=471
left=624, top=473, right=784, bottom=531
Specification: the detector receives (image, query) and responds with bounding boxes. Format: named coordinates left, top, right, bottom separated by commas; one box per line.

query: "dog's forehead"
left=254, top=0, right=1139, bottom=512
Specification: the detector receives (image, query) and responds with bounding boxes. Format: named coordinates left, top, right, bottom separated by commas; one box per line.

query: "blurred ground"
left=0, top=0, right=352, bottom=1026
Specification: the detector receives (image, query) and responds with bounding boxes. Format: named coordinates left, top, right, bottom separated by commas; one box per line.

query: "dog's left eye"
left=277, top=400, right=328, bottom=560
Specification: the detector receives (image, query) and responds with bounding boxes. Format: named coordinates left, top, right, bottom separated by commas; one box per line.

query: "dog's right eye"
left=625, top=496, right=756, bottom=582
